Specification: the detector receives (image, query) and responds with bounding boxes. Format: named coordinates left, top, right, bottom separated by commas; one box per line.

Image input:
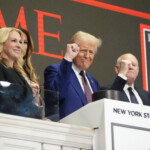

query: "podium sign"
left=60, top=99, right=150, bottom=150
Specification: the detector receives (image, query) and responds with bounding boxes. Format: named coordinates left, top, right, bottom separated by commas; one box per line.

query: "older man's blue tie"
left=128, top=87, right=138, bottom=104
left=80, top=71, right=92, bottom=103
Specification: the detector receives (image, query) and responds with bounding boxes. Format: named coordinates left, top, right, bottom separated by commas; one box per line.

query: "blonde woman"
left=0, top=27, right=44, bottom=119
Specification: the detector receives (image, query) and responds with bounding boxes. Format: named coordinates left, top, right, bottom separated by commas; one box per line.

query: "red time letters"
left=0, top=6, right=63, bottom=59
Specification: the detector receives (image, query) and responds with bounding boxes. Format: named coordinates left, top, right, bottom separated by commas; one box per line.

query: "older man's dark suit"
left=109, top=76, right=150, bottom=106
left=121, top=88, right=150, bottom=106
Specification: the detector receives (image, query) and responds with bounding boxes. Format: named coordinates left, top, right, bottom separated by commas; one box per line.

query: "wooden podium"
left=60, top=99, right=150, bottom=150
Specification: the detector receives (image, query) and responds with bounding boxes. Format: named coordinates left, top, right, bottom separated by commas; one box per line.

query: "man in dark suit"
left=44, top=31, right=102, bottom=119
left=114, top=53, right=150, bottom=106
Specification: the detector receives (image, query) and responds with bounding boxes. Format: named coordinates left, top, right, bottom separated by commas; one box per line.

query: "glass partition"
left=0, top=81, right=59, bottom=121
left=41, top=88, right=59, bottom=122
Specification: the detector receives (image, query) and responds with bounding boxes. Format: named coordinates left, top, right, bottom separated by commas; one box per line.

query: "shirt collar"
left=124, top=84, right=135, bottom=91
left=72, top=63, right=86, bottom=75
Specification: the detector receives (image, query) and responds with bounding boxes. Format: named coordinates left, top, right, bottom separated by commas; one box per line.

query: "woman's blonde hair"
left=0, top=27, right=28, bottom=80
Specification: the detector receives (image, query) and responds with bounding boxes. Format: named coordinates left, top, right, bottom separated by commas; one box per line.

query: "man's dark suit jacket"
left=102, top=76, right=150, bottom=106
left=44, top=59, right=100, bottom=119
left=121, top=87, right=150, bottom=106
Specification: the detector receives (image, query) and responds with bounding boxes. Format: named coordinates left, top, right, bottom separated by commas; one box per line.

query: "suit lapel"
left=70, top=70, right=87, bottom=105
left=135, top=88, right=148, bottom=105
left=86, top=73, right=97, bottom=92
left=122, top=91, right=130, bottom=102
